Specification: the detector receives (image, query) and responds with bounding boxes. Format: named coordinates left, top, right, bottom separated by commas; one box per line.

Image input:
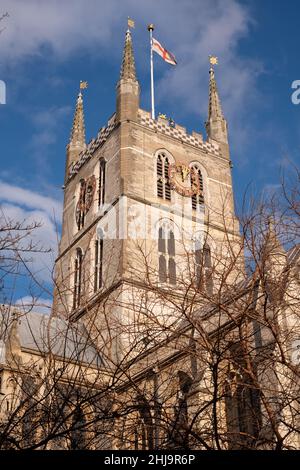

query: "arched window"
left=190, top=164, right=204, bottom=210
left=157, top=152, right=171, bottom=201
left=73, top=248, right=83, bottom=309
left=70, top=406, right=86, bottom=450
left=135, top=395, right=154, bottom=450
left=94, top=230, right=104, bottom=292
left=194, top=242, right=213, bottom=294
left=203, top=244, right=213, bottom=295
left=21, top=375, right=38, bottom=446
left=76, top=176, right=96, bottom=231
left=169, top=371, right=193, bottom=449
left=225, top=353, right=261, bottom=449
left=76, top=179, right=86, bottom=230
left=98, top=159, right=106, bottom=207
left=158, top=223, right=176, bottom=284
left=195, top=243, right=202, bottom=289
left=168, top=258, right=176, bottom=285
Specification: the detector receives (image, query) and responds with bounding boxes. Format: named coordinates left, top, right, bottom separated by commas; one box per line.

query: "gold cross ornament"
left=209, top=56, right=218, bottom=66
left=80, top=81, right=88, bottom=89
left=128, top=17, right=135, bottom=29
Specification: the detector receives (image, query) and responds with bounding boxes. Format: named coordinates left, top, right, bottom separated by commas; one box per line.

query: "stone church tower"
left=53, top=29, right=241, bottom=364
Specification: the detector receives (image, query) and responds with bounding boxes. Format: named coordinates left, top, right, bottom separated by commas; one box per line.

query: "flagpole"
left=148, top=24, right=155, bottom=120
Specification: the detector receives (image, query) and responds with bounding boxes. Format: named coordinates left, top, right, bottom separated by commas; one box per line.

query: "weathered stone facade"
left=53, top=29, right=242, bottom=362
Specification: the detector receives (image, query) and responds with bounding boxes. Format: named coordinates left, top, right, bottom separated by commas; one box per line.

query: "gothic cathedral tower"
left=53, top=30, right=241, bottom=364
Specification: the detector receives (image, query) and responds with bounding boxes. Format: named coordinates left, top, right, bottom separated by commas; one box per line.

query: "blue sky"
left=0, top=0, right=299, bottom=306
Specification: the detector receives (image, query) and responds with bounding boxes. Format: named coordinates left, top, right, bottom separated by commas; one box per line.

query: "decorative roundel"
left=169, top=163, right=200, bottom=197
left=85, top=175, right=96, bottom=212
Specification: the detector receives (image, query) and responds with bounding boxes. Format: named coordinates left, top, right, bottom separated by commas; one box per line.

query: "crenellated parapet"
left=66, top=106, right=226, bottom=184
left=138, top=109, right=222, bottom=157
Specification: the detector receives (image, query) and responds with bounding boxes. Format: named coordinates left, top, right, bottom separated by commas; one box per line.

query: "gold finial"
left=80, top=81, right=88, bottom=90
left=128, top=17, right=135, bottom=29
left=147, top=23, right=155, bottom=32
left=158, top=113, right=167, bottom=120
left=209, top=56, right=218, bottom=67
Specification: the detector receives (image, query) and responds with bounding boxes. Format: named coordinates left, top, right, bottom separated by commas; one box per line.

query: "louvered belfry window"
left=157, top=153, right=171, bottom=201
left=191, top=165, right=204, bottom=210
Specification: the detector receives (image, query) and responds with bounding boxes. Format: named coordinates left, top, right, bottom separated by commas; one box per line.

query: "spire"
left=116, top=29, right=140, bottom=123
left=261, top=217, right=287, bottom=302
left=66, top=91, right=86, bottom=177
left=207, top=66, right=224, bottom=121
left=264, top=217, right=286, bottom=259
left=205, top=58, right=229, bottom=149
left=69, top=91, right=86, bottom=148
left=120, top=29, right=137, bottom=81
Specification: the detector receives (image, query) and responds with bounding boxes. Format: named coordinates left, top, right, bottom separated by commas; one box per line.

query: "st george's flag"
left=152, top=37, right=177, bottom=65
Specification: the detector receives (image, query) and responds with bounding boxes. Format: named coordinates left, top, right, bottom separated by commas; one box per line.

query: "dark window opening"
left=168, top=258, right=176, bottom=285
left=135, top=396, right=154, bottom=450
left=73, top=248, right=83, bottom=309
left=158, top=227, right=176, bottom=284
left=159, top=254, right=167, bottom=283
left=94, top=238, right=104, bottom=292
left=225, top=355, right=262, bottom=449
left=70, top=406, right=86, bottom=450
left=98, top=159, right=106, bottom=207
left=194, top=243, right=213, bottom=294
left=158, top=227, right=166, bottom=253
left=77, top=179, right=86, bottom=230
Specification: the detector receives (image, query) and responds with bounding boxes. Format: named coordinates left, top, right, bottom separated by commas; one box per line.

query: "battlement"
left=138, top=109, right=221, bottom=157
left=67, top=108, right=222, bottom=182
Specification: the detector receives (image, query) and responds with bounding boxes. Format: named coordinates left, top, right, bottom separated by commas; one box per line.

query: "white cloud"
left=0, top=0, right=251, bottom=62
left=0, top=180, right=62, bottom=219
left=0, top=0, right=261, bottom=156
left=1, top=203, right=58, bottom=281
left=15, top=296, right=52, bottom=315
left=262, top=183, right=281, bottom=197
left=0, top=182, right=62, bottom=285
left=29, top=105, right=72, bottom=168
left=0, top=0, right=122, bottom=61
left=31, top=106, right=71, bottom=129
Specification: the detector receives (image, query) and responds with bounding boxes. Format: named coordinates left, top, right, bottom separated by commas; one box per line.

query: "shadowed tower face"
left=52, top=30, right=241, bottom=360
